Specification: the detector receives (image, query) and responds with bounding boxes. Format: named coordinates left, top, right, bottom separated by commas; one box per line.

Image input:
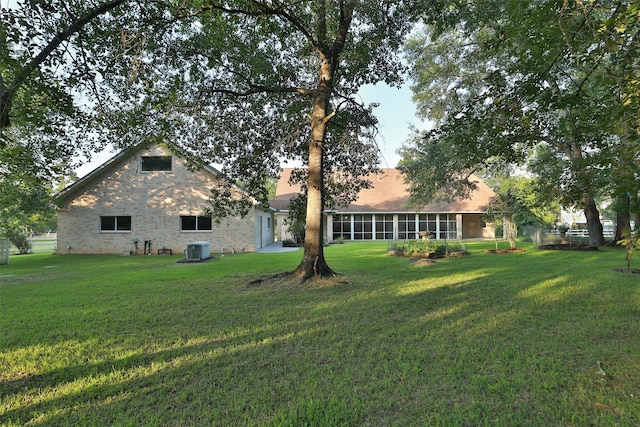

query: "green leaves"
left=93, top=1, right=431, bottom=216
left=403, top=0, right=640, bottom=237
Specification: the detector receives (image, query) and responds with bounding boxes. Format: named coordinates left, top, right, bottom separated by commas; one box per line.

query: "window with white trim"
left=438, top=214, right=457, bottom=240
left=332, top=214, right=351, bottom=240
left=418, top=214, right=438, bottom=238
left=397, top=214, right=416, bottom=240
left=353, top=214, right=373, bottom=240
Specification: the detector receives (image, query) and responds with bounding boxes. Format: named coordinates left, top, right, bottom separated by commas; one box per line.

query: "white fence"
left=29, top=237, right=58, bottom=253
left=7, top=235, right=57, bottom=255
left=0, top=238, right=9, bottom=265
left=550, top=228, right=615, bottom=239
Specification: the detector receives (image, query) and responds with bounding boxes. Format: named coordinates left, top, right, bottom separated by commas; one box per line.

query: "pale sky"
left=359, top=81, right=427, bottom=168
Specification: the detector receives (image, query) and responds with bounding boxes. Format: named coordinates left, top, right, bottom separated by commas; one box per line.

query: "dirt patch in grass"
left=485, top=248, right=526, bottom=254
left=611, top=267, right=640, bottom=274
left=246, top=272, right=352, bottom=289
left=412, top=258, right=437, bottom=266
left=538, top=243, right=598, bottom=251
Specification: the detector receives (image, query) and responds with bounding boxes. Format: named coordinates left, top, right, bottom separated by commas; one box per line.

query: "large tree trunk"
left=292, top=0, right=354, bottom=281
left=293, top=57, right=337, bottom=281
left=583, top=195, right=604, bottom=247
left=613, top=193, right=631, bottom=242
left=560, top=140, right=605, bottom=247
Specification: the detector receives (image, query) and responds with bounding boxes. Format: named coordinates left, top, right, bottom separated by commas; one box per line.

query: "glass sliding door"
left=353, top=214, right=373, bottom=240
left=397, top=214, right=416, bottom=240
left=332, top=214, right=351, bottom=240
left=375, top=214, right=394, bottom=240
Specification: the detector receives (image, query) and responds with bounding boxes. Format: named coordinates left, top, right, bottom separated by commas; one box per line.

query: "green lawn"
left=1, top=242, right=639, bottom=426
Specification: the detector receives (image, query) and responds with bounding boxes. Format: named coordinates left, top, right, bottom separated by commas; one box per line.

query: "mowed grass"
left=1, top=242, right=639, bottom=426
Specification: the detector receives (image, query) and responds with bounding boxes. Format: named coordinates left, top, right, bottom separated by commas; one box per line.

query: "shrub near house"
left=389, top=239, right=467, bottom=259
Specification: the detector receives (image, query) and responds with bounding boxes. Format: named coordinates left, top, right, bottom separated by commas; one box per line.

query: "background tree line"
left=2, top=1, right=638, bottom=273
left=399, top=0, right=639, bottom=247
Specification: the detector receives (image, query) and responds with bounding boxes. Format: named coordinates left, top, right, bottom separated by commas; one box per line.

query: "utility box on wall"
left=186, top=241, right=210, bottom=261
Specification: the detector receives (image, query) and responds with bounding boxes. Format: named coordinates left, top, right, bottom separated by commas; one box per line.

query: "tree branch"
left=201, top=0, right=315, bottom=44
left=198, top=85, right=314, bottom=100
left=1, top=0, right=128, bottom=129
left=331, top=0, right=354, bottom=63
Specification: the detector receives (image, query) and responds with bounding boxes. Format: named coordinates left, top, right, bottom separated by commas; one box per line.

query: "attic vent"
left=142, top=156, right=172, bottom=171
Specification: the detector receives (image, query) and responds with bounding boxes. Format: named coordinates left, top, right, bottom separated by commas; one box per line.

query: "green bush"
left=389, top=239, right=466, bottom=259
left=6, top=229, right=31, bottom=254
left=433, top=243, right=447, bottom=258
left=282, top=239, right=298, bottom=247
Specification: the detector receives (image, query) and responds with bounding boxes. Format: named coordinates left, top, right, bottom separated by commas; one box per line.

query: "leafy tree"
left=0, top=145, right=56, bottom=253
left=93, top=0, right=450, bottom=281
left=481, top=174, right=557, bottom=250
left=284, top=194, right=307, bottom=245
left=485, top=174, right=559, bottom=228
left=607, top=132, right=640, bottom=241
left=3, top=1, right=456, bottom=280
left=483, top=195, right=518, bottom=250
left=0, top=0, right=146, bottom=150
left=1, top=0, right=156, bottom=242
left=400, top=0, right=640, bottom=247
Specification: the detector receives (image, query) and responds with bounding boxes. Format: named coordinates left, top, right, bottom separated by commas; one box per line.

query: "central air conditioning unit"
left=186, top=241, right=211, bottom=261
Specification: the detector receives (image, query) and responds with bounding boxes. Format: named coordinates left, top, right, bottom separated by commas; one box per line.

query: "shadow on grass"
left=1, top=244, right=639, bottom=425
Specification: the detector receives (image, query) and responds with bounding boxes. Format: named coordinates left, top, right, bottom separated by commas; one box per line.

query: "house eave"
left=56, top=142, right=270, bottom=209
left=56, top=145, right=139, bottom=207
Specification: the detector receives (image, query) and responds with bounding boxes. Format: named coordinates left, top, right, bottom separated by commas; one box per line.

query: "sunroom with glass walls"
left=328, top=213, right=462, bottom=241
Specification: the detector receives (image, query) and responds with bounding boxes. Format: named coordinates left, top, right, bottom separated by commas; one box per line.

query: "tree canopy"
left=3, top=1, right=453, bottom=279
left=399, top=0, right=640, bottom=246
left=90, top=0, right=462, bottom=280
left=1, top=0, right=157, bottom=233
left=0, top=0, right=151, bottom=160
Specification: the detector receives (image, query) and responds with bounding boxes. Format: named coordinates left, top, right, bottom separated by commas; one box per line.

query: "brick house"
left=57, top=143, right=274, bottom=255
left=271, top=168, right=496, bottom=242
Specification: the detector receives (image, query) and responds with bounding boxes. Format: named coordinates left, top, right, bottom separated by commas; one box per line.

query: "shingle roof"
left=272, top=168, right=496, bottom=213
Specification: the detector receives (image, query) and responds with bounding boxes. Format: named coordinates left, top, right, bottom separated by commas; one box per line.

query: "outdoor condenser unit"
left=186, top=241, right=211, bottom=261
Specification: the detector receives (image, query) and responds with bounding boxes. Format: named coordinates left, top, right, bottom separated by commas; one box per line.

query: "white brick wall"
left=57, top=145, right=273, bottom=255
